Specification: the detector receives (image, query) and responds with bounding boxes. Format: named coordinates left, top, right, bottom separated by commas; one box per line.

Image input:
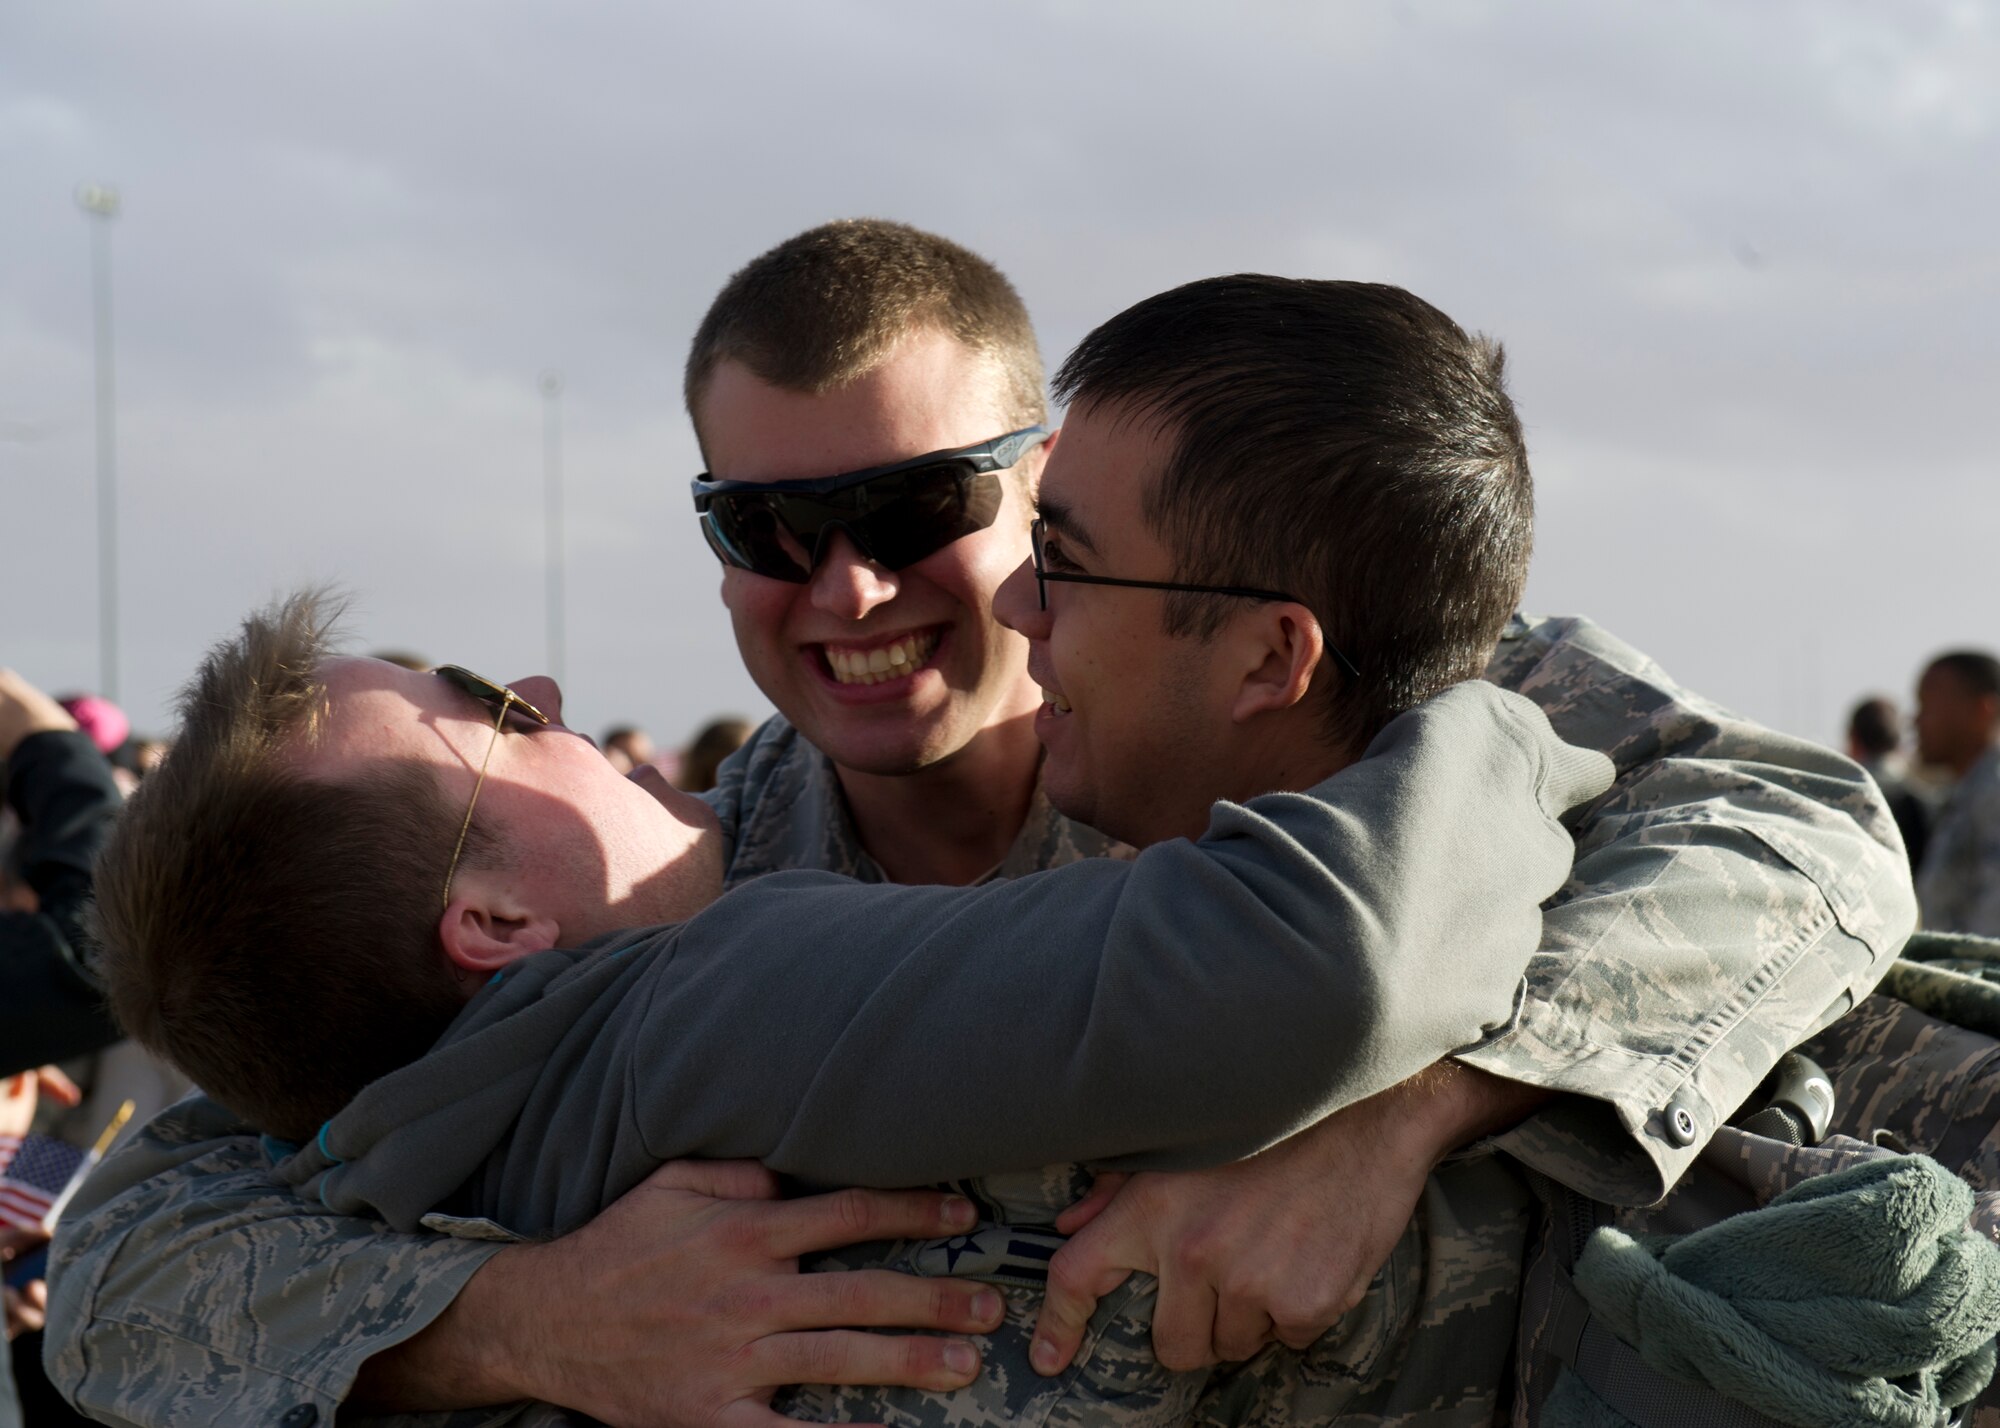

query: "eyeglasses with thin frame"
left=1029, top=517, right=1362, bottom=683
left=434, top=665, right=551, bottom=910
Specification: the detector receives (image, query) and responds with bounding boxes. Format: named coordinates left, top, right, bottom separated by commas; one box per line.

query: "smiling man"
left=685, top=226, right=1089, bottom=889
left=48, top=233, right=1915, bottom=1428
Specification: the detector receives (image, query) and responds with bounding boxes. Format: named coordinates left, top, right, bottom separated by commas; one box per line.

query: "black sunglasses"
left=690, top=426, right=1049, bottom=583
left=1030, top=518, right=1363, bottom=683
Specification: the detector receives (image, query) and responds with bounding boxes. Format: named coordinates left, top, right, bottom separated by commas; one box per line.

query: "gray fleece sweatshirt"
left=276, top=683, right=1611, bottom=1236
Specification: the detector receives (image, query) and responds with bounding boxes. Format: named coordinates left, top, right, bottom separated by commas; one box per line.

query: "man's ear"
left=438, top=874, right=562, bottom=978
left=1230, top=603, right=1327, bottom=724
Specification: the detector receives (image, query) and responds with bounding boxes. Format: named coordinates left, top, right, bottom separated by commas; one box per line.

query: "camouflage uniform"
left=710, top=715, right=1129, bottom=887
left=783, top=613, right=1920, bottom=1428
left=45, top=614, right=1914, bottom=1428
left=1918, top=747, right=2000, bottom=937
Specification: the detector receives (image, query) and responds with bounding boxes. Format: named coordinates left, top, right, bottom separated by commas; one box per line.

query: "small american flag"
left=0, top=1131, right=86, bottom=1233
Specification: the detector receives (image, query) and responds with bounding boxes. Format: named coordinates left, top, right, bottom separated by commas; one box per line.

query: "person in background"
left=1, top=673, right=122, bottom=1074
left=127, top=739, right=169, bottom=779
left=2, top=672, right=122, bottom=1428
left=56, top=695, right=137, bottom=796
left=1914, top=651, right=2000, bottom=935
left=53, top=696, right=126, bottom=764
left=1847, top=693, right=1931, bottom=870
left=599, top=725, right=656, bottom=776
left=676, top=716, right=751, bottom=793
left=17, top=684, right=191, bottom=1158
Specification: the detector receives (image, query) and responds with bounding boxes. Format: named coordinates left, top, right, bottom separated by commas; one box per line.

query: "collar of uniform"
left=721, top=717, right=1127, bottom=887
left=991, top=778, right=1131, bottom=881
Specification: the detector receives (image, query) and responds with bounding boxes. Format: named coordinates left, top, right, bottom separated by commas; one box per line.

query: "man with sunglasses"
left=48, top=230, right=1914, bottom=1428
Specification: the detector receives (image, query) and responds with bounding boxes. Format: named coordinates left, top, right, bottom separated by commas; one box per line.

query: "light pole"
left=76, top=183, right=120, bottom=701
left=540, top=370, right=565, bottom=686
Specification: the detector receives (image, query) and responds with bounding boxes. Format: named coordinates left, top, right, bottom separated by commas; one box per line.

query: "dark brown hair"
left=685, top=219, right=1044, bottom=444
left=1848, top=696, right=1901, bottom=758
left=1928, top=651, right=2000, bottom=703
left=677, top=716, right=753, bottom=795
left=93, top=591, right=472, bottom=1140
left=1053, top=275, right=1534, bottom=756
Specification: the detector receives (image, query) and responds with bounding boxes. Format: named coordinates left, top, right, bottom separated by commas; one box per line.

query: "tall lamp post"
left=540, top=370, right=565, bottom=686
left=76, top=183, right=121, bottom=701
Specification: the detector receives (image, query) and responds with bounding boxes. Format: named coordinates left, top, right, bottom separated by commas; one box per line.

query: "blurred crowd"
left=1844, top=650, right=2000, bottom=938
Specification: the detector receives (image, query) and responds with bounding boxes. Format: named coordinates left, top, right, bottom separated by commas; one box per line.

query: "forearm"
left=349, top=1244, right=543, bottom=1412
left=1421, top=1060, right=1553, bottom=1155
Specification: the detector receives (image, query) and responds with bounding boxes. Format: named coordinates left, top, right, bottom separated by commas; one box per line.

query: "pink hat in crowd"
left=59, top=694, right=130, bottom=754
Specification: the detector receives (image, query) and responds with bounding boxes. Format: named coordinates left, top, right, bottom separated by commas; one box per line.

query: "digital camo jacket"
left=45, top=614, right=1914, bottom=1428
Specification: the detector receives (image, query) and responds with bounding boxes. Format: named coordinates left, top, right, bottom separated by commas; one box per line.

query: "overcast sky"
left=3, top=1, right=1994, bottom=754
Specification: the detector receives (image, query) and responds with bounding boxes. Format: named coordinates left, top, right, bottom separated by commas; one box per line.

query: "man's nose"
left=809, top=530, right=900, bottom=620
left=509, top=675, right=564, bottom=726
left=993, top=555, right=1049, bottom=640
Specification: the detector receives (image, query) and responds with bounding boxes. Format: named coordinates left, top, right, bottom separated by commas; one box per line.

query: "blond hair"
left=684, top=219, right=1045, bottom=446
left=94, top=590, right=469, bottom=1139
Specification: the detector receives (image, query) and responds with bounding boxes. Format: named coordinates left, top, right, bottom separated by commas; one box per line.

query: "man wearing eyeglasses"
left=47, top=229, right=1914, bottom=1428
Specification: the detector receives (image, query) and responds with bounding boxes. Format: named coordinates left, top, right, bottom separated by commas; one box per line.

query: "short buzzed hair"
left=93, top=591, right=473, bottom=1140
left=684, top=219, right=1044, bottom=444
left=1054, top=275, right=1534, bottom=756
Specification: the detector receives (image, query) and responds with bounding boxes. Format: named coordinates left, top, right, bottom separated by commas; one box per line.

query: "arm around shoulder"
left=636, top=681, right=1610, bottom=1188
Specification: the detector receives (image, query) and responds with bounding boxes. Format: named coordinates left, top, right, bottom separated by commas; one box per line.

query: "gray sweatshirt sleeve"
left=638, top=682, right=1610, bottom=1187
left=296, top=680, right=1608, bottom=1224
left=303, top=683, right=1609, bottom=1231
left=274, top=680, right=1592, bottom=1232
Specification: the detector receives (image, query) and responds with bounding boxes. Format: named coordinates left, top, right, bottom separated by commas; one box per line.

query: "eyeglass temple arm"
left=442, top=698, right=513, bottom=909
left=1035, top=568, right=1363, bottom=683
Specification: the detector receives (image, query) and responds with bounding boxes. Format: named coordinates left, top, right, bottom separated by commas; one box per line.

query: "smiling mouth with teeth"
left=823, top=629, right=942, bottom=686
